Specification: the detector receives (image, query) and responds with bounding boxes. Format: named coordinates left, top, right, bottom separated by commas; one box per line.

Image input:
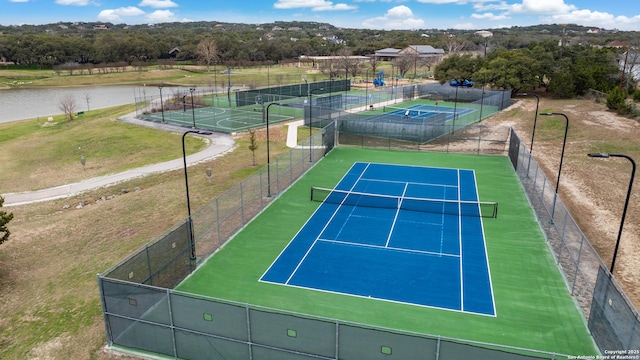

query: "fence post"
left=240, top=182, right=245, bottom=225
left=216, top=198, right=221, bottom=248
left=335, top=320, right=339, bottom=359
left=246, top=304, right=253, bottom=360
left=167, top=288, right=178, bottom=359
left=571, top=236, right=586, bottom=295
left=259, top=167, right=263, bottom=208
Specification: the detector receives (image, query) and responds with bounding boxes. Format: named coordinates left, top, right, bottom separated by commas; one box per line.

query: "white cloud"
left=9, top=0, right=30, bottom=3
left=55, top=0, right=90, bottom=5
left=543, top=10, right=640, bottom=30
left=361, top=5, right=425, bottom=30
left=471, top=12, right=508, bottom=21
left=146, top=10, right=178, bottom=23
left=138, top=0, right=178, bottom=9
left=97, top=7, right=145, bottom=22
left=417, top=0, right=465, bottom=4
left=508, top=0, right=576, bottom=15
left=274, top=0, right=357, bottom=11
left=452, top=22, right=476, bottom=29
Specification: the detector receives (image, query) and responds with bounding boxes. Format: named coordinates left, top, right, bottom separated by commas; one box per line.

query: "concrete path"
left=2, top=114, right=235, bottom=206
left=2, top=98, right=399, bottom=206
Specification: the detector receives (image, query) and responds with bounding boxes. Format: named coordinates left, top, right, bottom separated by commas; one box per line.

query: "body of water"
left=0, top=85, right=150, bottom=123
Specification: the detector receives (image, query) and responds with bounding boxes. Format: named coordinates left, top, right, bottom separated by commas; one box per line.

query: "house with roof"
left=399, top=45, right=445, bottom=63
left=374, top=45, right=445, bottom=63
left=374, top=48, right=402, bottom=61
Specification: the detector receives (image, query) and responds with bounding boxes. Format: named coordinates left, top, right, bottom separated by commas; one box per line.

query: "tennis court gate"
left=509, top=129, right=640, bottom=353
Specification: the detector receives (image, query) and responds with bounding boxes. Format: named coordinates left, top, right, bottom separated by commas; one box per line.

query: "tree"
left=197, top=38, right=219, bottom=73
left=58, top=94, right=77, bottom=120
left=336, top=48, right=360, bottom=79
left=0, top=196, right=13, bottom=245
left=392, top=54, right=414, bottom=78
left=248, top=128, right=258, bottom=166
left=434, top=54, right=484, bottom=84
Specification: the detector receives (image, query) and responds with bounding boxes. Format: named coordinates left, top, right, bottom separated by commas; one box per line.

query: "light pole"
left=518, top=93, right=540, bottom=177
left=365, top=68, right=371, bottom=108
left=227, top=67, right=232, bottom=108
left=391, top=64, right=395, bottom=99
left=182, top=130, right=213, bottom=261
left=308, top=88, right=324, bottom=162
left=539, top=112, right=569, bottom=220
left=449, top=80, right=461, bottom=132
left=189, top=88, right=196, bottom=128
left=266, top=102, right=282, bottom=197
left=587, top=153, right=636, bottom=274
left=158, top=84, right=165, bottom=123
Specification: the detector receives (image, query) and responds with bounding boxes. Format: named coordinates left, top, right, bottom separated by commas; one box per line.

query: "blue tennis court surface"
left=260, top=162, right=496, bottom=316
left=385, top=104, right=475, bottom=122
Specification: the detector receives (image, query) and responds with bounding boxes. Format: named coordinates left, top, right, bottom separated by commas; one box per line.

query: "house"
left=375, top=45, right=445, bottom=63
left=374, top=48, right=402, bottom=61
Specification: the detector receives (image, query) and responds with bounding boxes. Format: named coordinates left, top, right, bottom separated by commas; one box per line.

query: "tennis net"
left=311, top=186, right=498, bottom=218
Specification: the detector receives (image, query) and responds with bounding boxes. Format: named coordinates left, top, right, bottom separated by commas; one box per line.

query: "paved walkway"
left=2, top=113, right=236, bottom=206
left=2, top=98, right=399, bottom=206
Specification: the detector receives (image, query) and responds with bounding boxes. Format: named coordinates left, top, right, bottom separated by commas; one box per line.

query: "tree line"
left=0, top=21, right=636, bottom=67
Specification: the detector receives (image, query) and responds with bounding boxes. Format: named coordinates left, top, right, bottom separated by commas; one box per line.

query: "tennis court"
left=176, top=148, right=596, bottom=356
left=384, top=104, right=475, bottom=122
left=261, top=162, right=495, bottom=316
left=140, top=104, right=301, bottom=133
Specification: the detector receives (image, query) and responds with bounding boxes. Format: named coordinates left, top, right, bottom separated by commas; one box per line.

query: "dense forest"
left=0, top=21, right=638, bottom=105
left=0, top=21, right=636, bottom=66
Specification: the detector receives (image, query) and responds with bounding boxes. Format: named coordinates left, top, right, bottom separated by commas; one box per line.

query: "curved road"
left=2, top=113, right=236, bottom=206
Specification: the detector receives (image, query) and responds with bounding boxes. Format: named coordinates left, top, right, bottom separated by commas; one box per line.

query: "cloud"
left=146, top=10, right=178, bottom=23
left=452, top=22, right=476, bottom=29
left=55, top=0, right=90, bottom=5
left=274, top=0, right=357, bottom=11
left=97, top=7, right=145, bottom=22
left=508, top=0, right=576, bottom=15
left=361, top=5, right=425, bottom=30
left=543, top=10, right=640, bottom=30
left=471, top=12, right=508, bottom=21
left=9, top=0, right=30, bottom=3
left=416, top=0, right=464, bottom=3
left=138, top=0, right=178, bottom=8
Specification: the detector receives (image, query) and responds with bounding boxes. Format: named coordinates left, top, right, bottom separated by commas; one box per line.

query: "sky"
left=2, top=0, right=640, bottom=31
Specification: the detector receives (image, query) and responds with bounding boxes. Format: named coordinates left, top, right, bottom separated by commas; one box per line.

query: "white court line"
left=318, top=238, right=461, bottom=258
left=385, top=182, right=408, bottom=248
left=457, top=169, right=464, bottom=312
left=285, top=163, right=371, bottom=285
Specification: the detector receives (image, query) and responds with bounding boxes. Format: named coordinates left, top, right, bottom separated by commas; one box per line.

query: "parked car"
left=449, top=79, right=474, bottom=87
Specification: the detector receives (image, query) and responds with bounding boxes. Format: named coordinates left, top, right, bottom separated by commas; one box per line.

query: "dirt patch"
left=487, top=96, right=640, bottom=304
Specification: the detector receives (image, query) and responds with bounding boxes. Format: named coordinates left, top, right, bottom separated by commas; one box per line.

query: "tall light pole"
left=391, top=63, right=395, bottom=99
left=227, top=67, right=232, bottom=108
left=587, top=153, right=636, bottom=274
left=540, top=112, right=569, bottom=220
left=266, top=102, right=282, bottom=197
left=182, top=130, right=213, bottom=260
left=158, top=84, right=165, bottom=123
left=189, top=87, right=196, bottom=128
left=518, top=93, right=540, bottom=177
left=308, top=88, right=324, bottom=162
left=365, top=68, right=371, bottom=108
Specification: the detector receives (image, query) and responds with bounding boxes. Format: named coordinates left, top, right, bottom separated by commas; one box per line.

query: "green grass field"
left=177, top=147, right=598, bottom=356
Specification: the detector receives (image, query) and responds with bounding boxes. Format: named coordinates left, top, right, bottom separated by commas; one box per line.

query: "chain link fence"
left=508, top=129, right=640, bottom=353
left=98, top=122, right=596, bottom=359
